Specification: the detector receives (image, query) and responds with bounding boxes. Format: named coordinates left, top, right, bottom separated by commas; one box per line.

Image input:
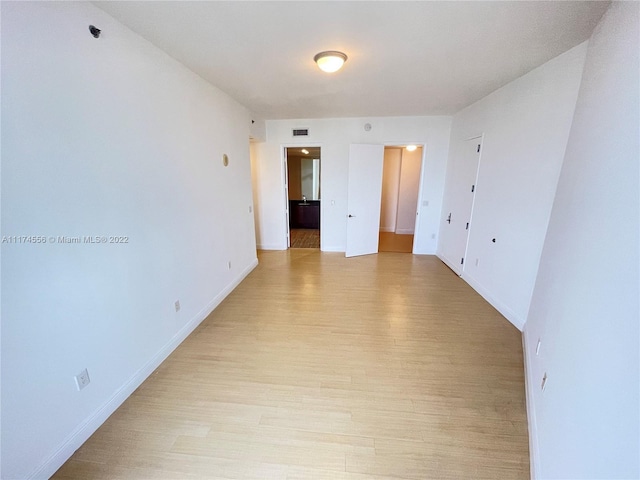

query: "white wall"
left=1, top=2, right=257, bottom=478
left=254, top=116, right=452, bottom=253
left=249, top=117, right=266, bottom=143
left=250, top=141, right=262, bottom=246
left=380, top=148, right=402, bottom=232
left=395, top=147, right=422, bottom=235
left=524, top=2, right=639, bottom=478
left=438, top=42, right=588, bottom=329
left=252, top=139, right=288, bottom=250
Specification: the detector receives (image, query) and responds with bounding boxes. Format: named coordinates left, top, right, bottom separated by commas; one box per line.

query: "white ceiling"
left=94, top=1, right=609, bottom=119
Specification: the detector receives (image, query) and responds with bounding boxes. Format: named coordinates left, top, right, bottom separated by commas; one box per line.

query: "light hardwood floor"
left=378, top=232, right=414, bottom=253
left=54, top=250, right=529, bottom=479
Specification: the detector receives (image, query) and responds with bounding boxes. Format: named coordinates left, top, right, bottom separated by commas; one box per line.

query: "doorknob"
left=348, top=214, right=355, bottom=218
left=446, top=213, right=451, bottom=224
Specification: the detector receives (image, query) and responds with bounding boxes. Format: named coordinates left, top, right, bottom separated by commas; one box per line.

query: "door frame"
left=382, top=142, right=427, bottom=254
left=280, top=143, right=323, bottom=250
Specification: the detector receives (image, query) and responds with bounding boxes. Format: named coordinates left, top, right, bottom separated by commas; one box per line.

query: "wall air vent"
left=292, top=128, right=309, bottom=137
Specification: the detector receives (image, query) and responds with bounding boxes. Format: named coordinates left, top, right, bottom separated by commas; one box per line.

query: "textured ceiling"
left=95, top=1, right=610, bottom=119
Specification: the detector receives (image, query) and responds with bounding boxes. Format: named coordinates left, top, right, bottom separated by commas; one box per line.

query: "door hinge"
left=466, top=222, right=469, bottom=230
left=471, top=185, right=475, bottom=193
left=477, top=144, right=481, bottom=153
left=461, top=257, right=464, bottom=265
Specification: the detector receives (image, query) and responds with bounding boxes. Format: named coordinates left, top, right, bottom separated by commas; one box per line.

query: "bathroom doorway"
left=285, top=146, right=321, bottom=248
left=378, top=145, right=423, bottom=253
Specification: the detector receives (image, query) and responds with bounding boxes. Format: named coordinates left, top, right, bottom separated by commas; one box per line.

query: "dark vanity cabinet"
left=289, top=200, right=320, bottom=229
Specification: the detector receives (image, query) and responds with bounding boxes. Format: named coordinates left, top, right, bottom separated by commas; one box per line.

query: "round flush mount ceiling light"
left=406, top=145, right=417, bottom=152
left=314, top=51, right=348, bottom=73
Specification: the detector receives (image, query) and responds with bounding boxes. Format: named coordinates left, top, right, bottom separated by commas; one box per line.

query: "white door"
left=438, top=136, right=482, bottom=274
left=283, top=151, right=290, bottom=248
left=346, top=144, right=384, bottom=257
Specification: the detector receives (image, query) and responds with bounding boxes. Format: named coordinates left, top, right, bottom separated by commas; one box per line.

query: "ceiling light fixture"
left=314, top=51, right=347, bottom=73
left=301, top=149, right=309, bottom=154
left=406, top=145, right=417, bottom=152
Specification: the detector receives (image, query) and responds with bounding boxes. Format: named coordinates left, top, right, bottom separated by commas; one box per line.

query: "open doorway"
left=379, top=145, right=423, bottom=253
left=285, top=146, right=321, bottom=248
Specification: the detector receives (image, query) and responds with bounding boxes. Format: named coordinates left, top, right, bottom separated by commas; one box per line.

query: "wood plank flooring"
left=378, top=232, right=414, bottom=253
left=53, top=250, right=529, bottom=479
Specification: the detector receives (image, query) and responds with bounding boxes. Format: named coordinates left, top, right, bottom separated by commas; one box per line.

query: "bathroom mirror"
left=286, top=147, right=321, bottom=200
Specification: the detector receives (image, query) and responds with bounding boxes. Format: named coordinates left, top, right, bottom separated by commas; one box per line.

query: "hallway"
left=378, top=232, right=414, bottom=253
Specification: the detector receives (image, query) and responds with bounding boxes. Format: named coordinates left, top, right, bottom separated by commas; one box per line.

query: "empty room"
left=1, top=1, right=638, bottom=479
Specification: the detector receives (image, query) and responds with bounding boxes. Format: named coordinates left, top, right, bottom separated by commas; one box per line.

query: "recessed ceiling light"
left=301, top=149, right=309, bottom=154
left=406, top=145, right=417, bottom=152
left=314, top=51, right=347, bottom=73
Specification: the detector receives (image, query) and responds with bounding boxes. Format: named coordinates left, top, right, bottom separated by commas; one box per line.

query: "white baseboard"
left=412, top=246, right=436, bottom=255
left=395, top=228, right=415, bottom=235
left=462, top=272, right=525, bottom=331
left=411, top=250, right=435, bottom=255
left=434, top=254, right=524, bottom=330
left=379, top=227, right=394, bottom=233
left=320, top=245, right=344, bottom=253
left=436, top=252, right=462, bottom=276
left=30, top=258, right=259, bottom=480
left=522, top=326, right=540, bottom=479
left=256, top=243, right=286, bottom=250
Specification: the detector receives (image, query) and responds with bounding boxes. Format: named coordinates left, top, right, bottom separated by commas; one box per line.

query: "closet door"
left=438, top=136, right=482, bottom=274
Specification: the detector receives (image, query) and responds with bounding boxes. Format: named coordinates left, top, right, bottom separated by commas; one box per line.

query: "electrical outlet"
left=422, top=200, right=429, bottom=207
left=75, top=369, right=90, bottom=391
left=175, top=300, right=180, bottom=312
left=541, top=372, right=548, bottom=391
left=431, top=233, right=436, bottom=239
